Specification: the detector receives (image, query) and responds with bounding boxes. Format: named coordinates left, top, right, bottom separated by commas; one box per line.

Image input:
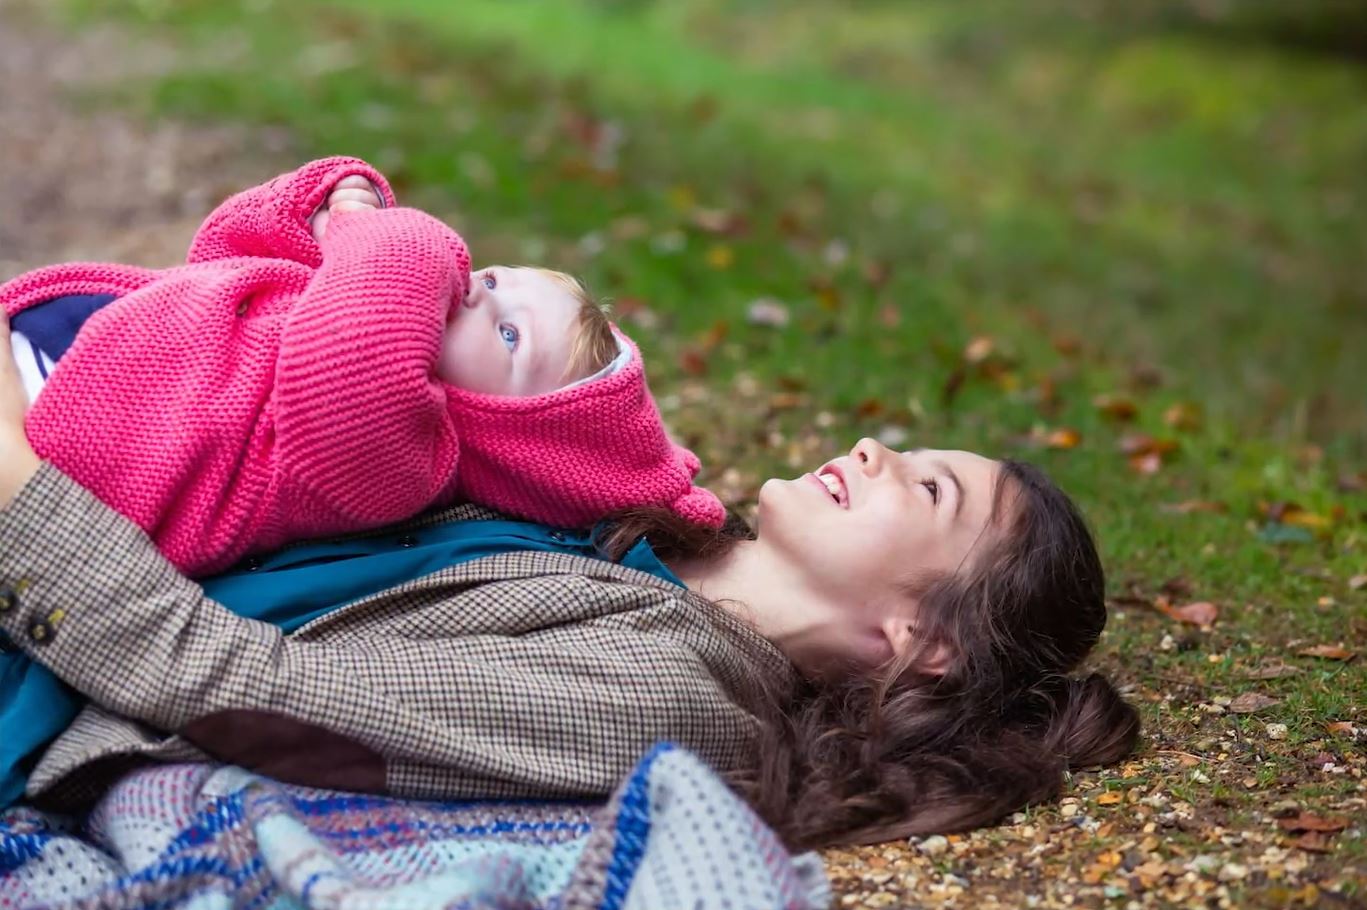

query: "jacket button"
left=244, top=556, right=263, bottom=572
left=397, top=534, right=419, bottom=548
left=28, top=619, right=54, bottom=645
left=0, top=586, right=15, bottom=613
left=548, top=531, right=566, bottom=543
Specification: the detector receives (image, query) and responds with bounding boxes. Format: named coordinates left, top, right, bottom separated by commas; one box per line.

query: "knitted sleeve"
left=273, top=206, right=472, bottom=524
left=185, top=157, right=397, bottom=266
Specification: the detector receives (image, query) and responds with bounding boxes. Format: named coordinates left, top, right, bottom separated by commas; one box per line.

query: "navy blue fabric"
left=9, top=293, right=117, bottom=363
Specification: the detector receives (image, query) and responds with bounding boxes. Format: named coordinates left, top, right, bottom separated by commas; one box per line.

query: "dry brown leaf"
left=1325, top=721, right=1358, bottom=736
left=1161, top=500, right=1228, bottom=514
left=1290, top=831, right=1336, bottom=853
left=1119, top=433, right=1179, bottom=457
left=704, top=243, right=735, bottom=269
left=1096, top=792, right=1124, bottom=806
left=1227, top=692, right=1281, bottom=714
left=1052, top=334, right=1081, bottom=356
left=1245, top=662, right=1301, bottom=680
left=678, top=348, right=708, bottom=376
left=1155, top=600, right=1218, bottom=627
left=1297, top=644, right=1356, bottom=661
left=1045, top=427, right=1082, bottom=450
left=1348, top=573, right=1367, bottom=591
left=1163, top=401, right=1202, bottom=430
left=855, top=398, right=884, bottom=419
left=1129, top=451, right=1163, bottom=475
left=1092, top=394, right=1138, bottom=421
left=963, top=336, right=995, bottom=365
left=1277, top=812, right=1349, bottom=833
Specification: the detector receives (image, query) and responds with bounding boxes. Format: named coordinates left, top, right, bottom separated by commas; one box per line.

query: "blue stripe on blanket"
left=0, top=746, right=830, bottom=909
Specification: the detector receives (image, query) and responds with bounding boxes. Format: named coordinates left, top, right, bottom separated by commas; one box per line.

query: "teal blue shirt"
left=200, top=518, right=686, bottom=632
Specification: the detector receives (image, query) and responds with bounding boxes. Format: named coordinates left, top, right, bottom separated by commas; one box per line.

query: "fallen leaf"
left=1119, top=433, right=1179, bottom=457
left=1096, top=792, right=1124, bottom=806
left=1052, top=334, right=1081, bottom=356
left=1093, top=394, right=1138, bottom=421
left=1348, top=574, right=1367, bottom=591
left=745, top=298, right=790, bottom=328
left=855, top=398, right=884, bottom=419
left=768, top=392, right=805, bottom=411
left=1155, top=600, right=1218, bottom=627
left=1227, top=692, right=1281, bottom=714
left=704, top=244, right=735, bottom=269
left=1277, top=812, right=1349, bottom=833
left=1129, top=451, right=1163, bottom=475
left=1297, top=644, right=1356, bottom=661
left=1325, top=721, right=1358, bottom=736
left=678, top=348, right=708, bottom=376
left=1046, top=427, right=1082, bottom=450
left=877, top=303, right=902, bottom=328
left=1245, top=662, right=1301, bottom=680
left=963, top=336, right=995, bottom=365
left=690, top=207, right=747, bottom=236
left=1290, top=831, right=1336, bottom=853
left=1163, top=402, right=1202, bottom=430
left=1337, top=471, right=1366, bottom=493
left=1161, top=500, right=1228, bottom=514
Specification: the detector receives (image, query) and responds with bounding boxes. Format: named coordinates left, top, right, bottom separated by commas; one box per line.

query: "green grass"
left=48, top=0, right=1367, bottom=896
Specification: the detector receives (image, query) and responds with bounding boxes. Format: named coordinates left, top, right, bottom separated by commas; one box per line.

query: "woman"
left=0, top=313, right=1138, bottom=850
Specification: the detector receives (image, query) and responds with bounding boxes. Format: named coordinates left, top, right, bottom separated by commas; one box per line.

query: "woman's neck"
left=666, top=540, right=825, bottom=655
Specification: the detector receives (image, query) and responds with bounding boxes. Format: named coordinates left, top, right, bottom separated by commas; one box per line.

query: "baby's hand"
left=310, top=175, right=385, bottom=242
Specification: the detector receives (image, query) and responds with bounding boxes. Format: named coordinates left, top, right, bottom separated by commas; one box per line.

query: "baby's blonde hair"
left=530, top=268, right=618, bottom=385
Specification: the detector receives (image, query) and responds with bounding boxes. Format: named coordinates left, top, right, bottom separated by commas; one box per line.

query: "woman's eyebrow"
left=933, top=459, right=965, bottom=518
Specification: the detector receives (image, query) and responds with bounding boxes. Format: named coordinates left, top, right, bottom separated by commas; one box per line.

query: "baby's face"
left=438, top=266, right=581, bottom=397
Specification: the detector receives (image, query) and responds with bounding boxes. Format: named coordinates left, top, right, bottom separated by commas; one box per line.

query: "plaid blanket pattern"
left=0, top=743, right=830, bottom=909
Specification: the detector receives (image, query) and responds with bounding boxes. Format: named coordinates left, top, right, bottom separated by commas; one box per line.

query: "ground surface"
left=1, top=1, right=1364, bottom=907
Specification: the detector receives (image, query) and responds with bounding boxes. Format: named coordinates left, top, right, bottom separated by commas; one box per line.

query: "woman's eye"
left=499, top=323, right=519, bottom=351
left=921, top=479, right=940, bottom=504
left=482, top=274, right=497, bottom=290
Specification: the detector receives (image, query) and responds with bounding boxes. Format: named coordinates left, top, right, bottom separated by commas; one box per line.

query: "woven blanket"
left=0, top=743, right=830, bottom=909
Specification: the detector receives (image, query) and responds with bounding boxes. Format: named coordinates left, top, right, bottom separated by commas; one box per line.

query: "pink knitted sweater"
left=1, top=157, right=723, bottom=575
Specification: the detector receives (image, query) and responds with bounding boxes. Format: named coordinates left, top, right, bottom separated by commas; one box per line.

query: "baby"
left=0, top=157, right=723, bottom=577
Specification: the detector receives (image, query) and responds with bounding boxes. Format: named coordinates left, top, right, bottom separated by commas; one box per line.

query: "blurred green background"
left=50, top=0, right=1367, bottom=644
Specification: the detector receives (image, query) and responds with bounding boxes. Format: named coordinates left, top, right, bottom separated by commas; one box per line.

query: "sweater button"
left=397, top=534, right=419, bottom=548
left=0, top=585, right=15, bottom=613
left=28, top=619, right=54, bottom=645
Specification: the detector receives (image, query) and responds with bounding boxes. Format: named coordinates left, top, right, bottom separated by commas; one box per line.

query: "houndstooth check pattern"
left=0, top=464, right=794, bottom=809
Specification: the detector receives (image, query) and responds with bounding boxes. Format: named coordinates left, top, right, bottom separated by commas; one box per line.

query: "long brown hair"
left=599, top=459, right=1140, bottom=851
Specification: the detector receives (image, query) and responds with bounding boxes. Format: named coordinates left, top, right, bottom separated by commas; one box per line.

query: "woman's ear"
left=882, top=615, right=955, bottom=676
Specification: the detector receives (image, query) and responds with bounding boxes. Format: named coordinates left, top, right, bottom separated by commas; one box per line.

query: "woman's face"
left=754, top=438, right=1004, bottom=675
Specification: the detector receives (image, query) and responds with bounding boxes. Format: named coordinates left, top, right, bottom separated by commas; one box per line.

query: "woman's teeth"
left=819, top=472, right=842, bottom=504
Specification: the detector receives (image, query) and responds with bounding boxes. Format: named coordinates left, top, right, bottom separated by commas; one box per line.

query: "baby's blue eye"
left=499, top=324, right=519, bottom=351
left=482, top=274, right=497, bottom=290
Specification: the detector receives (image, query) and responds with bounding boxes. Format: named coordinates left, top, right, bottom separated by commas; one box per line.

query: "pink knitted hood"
left=447, top=329, right=725, bottom=529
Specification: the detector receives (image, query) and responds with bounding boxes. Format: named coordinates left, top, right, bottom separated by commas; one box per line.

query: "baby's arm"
left=186, top=157, right=396, bottom=266
left=273, top=206, right=472, bottom=524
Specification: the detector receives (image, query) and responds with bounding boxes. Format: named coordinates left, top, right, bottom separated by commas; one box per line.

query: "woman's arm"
left=185, top=157, right=396, bottom=266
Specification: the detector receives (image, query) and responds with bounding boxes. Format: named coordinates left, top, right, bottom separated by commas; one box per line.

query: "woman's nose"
left=851, top=437, right=887, bottom=475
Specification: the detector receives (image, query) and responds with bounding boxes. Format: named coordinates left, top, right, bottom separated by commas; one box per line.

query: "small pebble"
left=917, top=834, right=950, bottom=857
left=1218, top=862, right=1250, bottom=882
left=1060, top=803, right=1079, bottom=818
left=1265, top=723, right=1289, bottom=740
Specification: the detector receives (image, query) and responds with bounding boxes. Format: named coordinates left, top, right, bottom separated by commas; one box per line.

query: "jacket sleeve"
left=0, top=465, right=754, bottom=800
left=186, top=157, right=396, bottom=266
left=272, top=206, right=471, bottom=524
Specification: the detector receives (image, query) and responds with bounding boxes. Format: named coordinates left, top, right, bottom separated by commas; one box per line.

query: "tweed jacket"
left=0, top=464, right=794, bottom=810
